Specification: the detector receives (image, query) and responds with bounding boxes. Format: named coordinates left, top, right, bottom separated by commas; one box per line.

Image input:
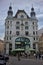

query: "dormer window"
left=21, top=15, right=24, bottom=18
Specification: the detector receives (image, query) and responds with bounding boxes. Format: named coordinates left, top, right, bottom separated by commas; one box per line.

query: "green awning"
left=15, top=42, right=21, bottom=44
left=29, top=48, right=35, bottom=51
left=14, top=48, right=25, bottom=52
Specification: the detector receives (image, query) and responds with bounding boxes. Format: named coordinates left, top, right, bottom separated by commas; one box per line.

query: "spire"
left=30, top=5, right=36, bottom=18
left=7, top=3, right=13, bottom=17
left=9, top=3, right=12, bottom=9
left=31, top=4, right=34, bottom=11
left=10, top=2, right=12, bottom=6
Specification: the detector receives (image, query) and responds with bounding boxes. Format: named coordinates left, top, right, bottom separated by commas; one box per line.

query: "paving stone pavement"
left=6, top=56, right=43, bottom=65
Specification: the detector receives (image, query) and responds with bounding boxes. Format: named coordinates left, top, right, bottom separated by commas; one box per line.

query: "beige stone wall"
left=0, top=40, right=5, bottom=54
left=38, top=33, right=43, bottom=53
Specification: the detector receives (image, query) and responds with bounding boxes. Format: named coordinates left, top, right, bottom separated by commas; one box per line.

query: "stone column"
left=36, top=43, right=38, bottom=52
left=6, top=43, right=9, bottom=54
left=12, top=37, right=15, bottom=51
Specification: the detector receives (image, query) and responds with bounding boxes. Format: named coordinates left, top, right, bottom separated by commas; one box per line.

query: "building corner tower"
left=5, top=5, right=13, bottom=54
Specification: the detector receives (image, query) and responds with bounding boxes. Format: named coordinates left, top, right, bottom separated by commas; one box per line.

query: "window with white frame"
left=25, top=26, right=28, bottom=29
left=16, top=26, right=20, bottom=29
left=25, top=22, right=28, bottom=25
left=10, top=31, right=12, bottom=34
left=16, top=21, right=20, bottom=25
left=16, top=31, right=20, bottom=35
left=25, top=31, right=28, bottom=36
left=33, top=37, right=35, bottom=40
left=33, top=31, right=35, bottom=35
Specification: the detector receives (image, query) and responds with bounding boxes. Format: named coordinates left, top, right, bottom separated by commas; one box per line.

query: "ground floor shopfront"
left=5, top=37, right=38, bottom=54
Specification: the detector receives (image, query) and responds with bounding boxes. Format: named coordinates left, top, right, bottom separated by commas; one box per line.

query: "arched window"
left=15, top=37, right=30, bottom=49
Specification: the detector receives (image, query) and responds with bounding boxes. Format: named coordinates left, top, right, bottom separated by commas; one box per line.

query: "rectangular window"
left=36, top=31, right=38, bottom=35
left=10, top=21, right=12, bottom=24
left=16, top=21, right=20, bottom=24
left=10, top=31, right=12, bottom=34
left=33, top=26, right=34, bottom=29
left=36, top=37, right=38, bottom=40
left=7, top=26, right=9, bottom=29
left=8, top=21, right=9, bottom=24
left=9, top=44, right=12, bottom=50
left=16, top=31, right=20, bottom=35
left=32, top=22, right=34, bottom=25
left=33, top=37, right=35, bottom=40
left=7, top=31, right=8, bottom=34
left=33, top=44, right=36, bottom=49
left=7, top=37, right=8, bottom=40
left=16, top=26, right=20, bottom=29
left=25, top=26, right=28, bottom=29
left=10, top=37, right=11, bottom=40
left=25, top=22, right=28, bottom=25
left=10, top=21, right=12, bottom=26
left=25, top=31, right=28, bottom=36
left=33, top=31, right=35, bottom=35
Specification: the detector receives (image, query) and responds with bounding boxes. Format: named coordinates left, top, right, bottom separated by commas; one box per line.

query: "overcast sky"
left=0, top=0, right=43, bottom=40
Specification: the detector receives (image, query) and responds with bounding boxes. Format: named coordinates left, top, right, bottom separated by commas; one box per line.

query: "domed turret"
left=7, top=5, right=13, bottom=17
left=31, top=7, right=34, bottom=11
left=9, top=6, right=12, bottom=10
left=30, top=6, right=36, bottom=18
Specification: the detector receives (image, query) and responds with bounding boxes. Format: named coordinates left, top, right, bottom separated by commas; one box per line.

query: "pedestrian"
left=36, top=53, right=37, bottom=59
left=28, top=52, right=30, bottom=58
left=34, top=53, right=36, bottom=59
left=39, top=53, right=41, bottom=59
left=25, top=52, right=27, bottom=58
left=18, top=52, right=20, bottom=61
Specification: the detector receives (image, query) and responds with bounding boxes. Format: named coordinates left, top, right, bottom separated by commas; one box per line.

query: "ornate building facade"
left=38, top=33, right=43, bottom=54
left=5, top=5, right=38, bottom=54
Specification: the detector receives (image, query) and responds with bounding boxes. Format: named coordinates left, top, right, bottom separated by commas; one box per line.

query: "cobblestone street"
left=6, top=56, right=43, bottom=65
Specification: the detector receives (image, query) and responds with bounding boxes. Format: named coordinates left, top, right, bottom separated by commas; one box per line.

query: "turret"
left=7, top=5, right=13, bottom=17
left=30, top=6, right=36, bottom=19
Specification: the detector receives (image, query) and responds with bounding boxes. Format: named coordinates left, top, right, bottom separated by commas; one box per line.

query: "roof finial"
left=32, top=4, right=33, bottom=8
left=31, top=4, right=34, bottom=11
left=10, top=2, right=12, bottom=6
